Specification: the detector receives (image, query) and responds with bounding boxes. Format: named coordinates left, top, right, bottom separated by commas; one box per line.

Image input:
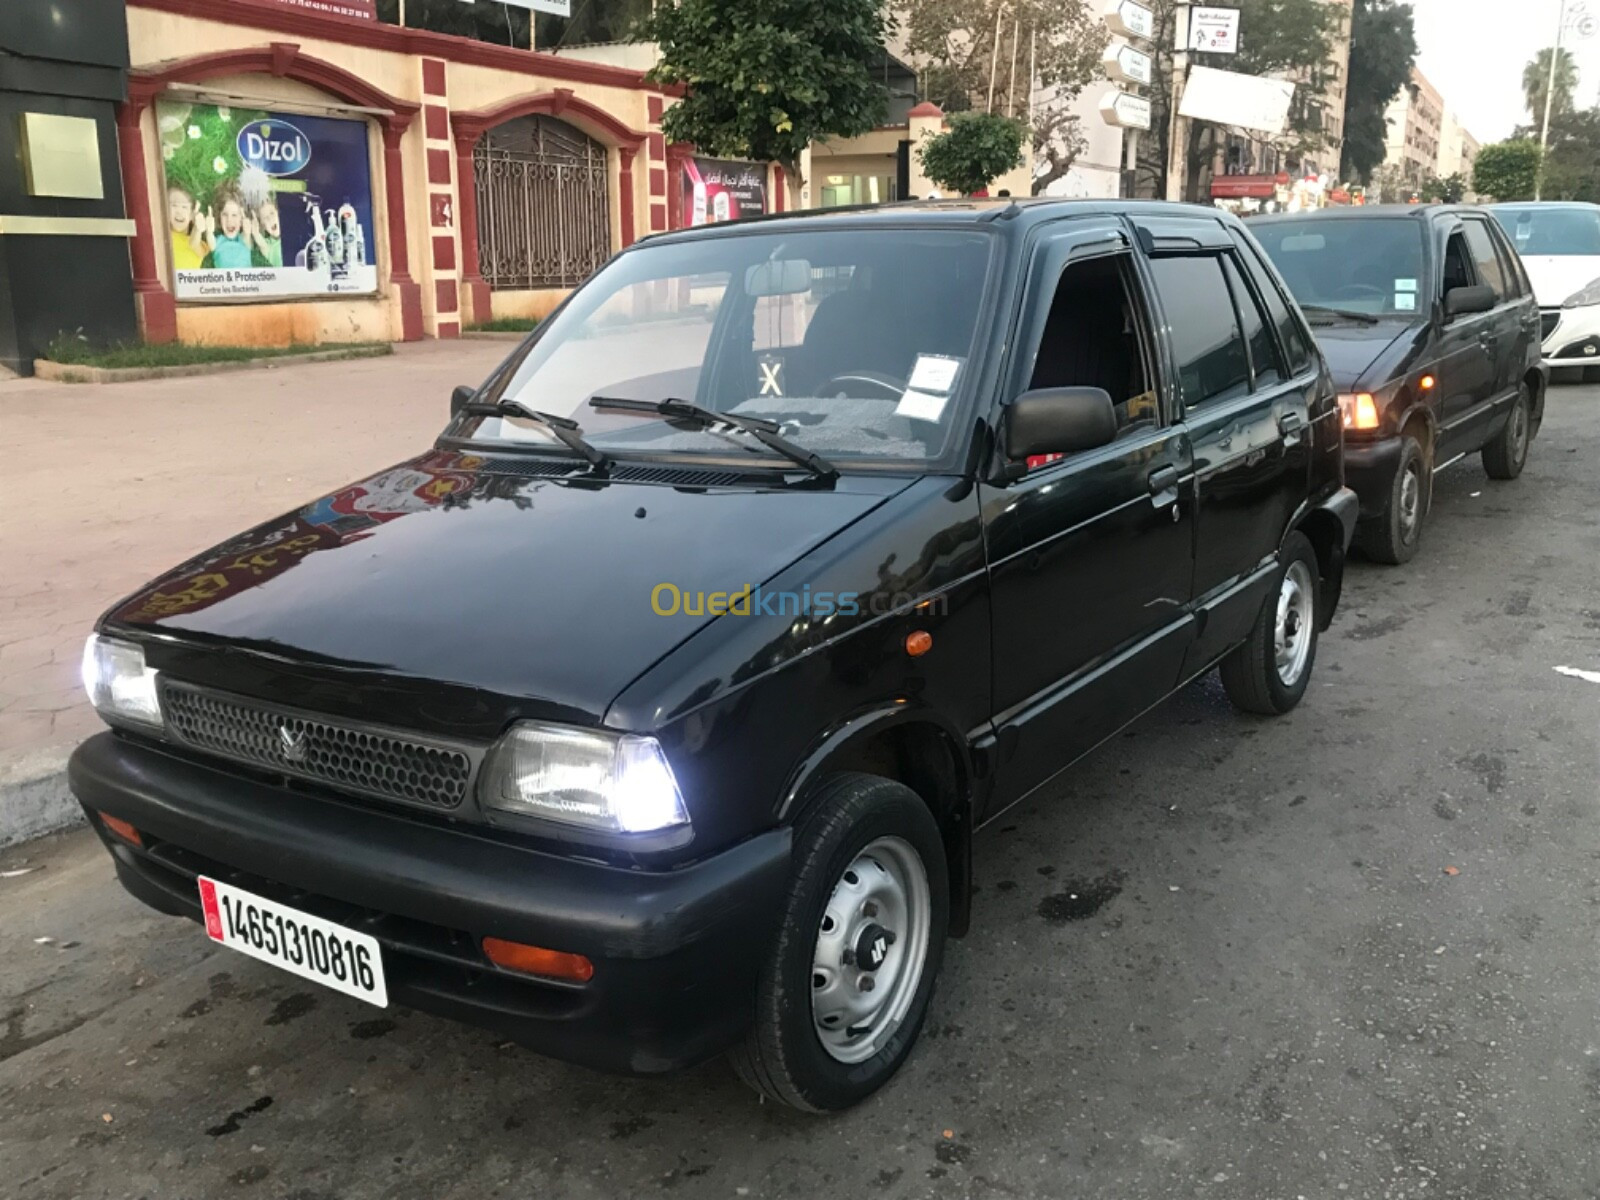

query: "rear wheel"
left=731, top=773, right=948, bottom=1112
left=1356, top=434, right=1426, bottom=565
left=1482, top=384, right=1531, bottom=480
left=1220, top=531, right=1320, bottom=716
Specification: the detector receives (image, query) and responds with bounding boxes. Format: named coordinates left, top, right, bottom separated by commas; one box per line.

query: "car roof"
left=637, top=196, right=1244, bottom=247
left=1250, top=204, right=1479, bottom=225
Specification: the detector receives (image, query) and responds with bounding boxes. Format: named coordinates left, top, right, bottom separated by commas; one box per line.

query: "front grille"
left=160, top=682, right=480, bottom=811
left=1541, top=309, right=1562, bottom=342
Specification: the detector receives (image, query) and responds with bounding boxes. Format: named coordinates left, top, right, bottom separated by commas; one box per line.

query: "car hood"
left=1518, top=255, right=1600, bottom=307
left=105, top=449, right=908, bottom=734
left=1307, top=320, right=1417, bottom=390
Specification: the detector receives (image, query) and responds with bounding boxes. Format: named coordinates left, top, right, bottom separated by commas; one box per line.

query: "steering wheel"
left=815, top=370, right=907, bottom=400
left=1331, top=283, right=1387, bottom=301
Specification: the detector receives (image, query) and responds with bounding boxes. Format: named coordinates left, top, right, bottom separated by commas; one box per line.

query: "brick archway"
left=120, top=43, right=423, bottom=343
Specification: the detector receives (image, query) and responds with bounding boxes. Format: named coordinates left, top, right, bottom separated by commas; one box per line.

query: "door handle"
left=1147, top=465, right=1180, bottom=495
left=1278, top=411, right=1306, bottom=436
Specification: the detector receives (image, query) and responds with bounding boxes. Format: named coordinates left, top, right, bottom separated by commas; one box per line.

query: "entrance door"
left=473, top=115, right=611, bottom=290
left=982, top=222, right=1196, bottom=811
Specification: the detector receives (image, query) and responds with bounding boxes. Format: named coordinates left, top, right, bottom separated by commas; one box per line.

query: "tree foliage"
left=639, top=0, right=891, bottom=168
left=917, top=111, right=1027, bottom=194
left=1421, top=173, right=1467, bottom=204
left=1472, top=139, right=1543, bottom=202
left=1523, top=46, right=1579, bottom=123
left=1340, top=0, right=1419, bottom=184
left=903, top=0, right=1104, bottom=196
left=1540, top=108, right=1600, bottom=203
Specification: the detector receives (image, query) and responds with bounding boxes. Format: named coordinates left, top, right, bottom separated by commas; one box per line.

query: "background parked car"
left=1252, top=206, right=1545, bottom=565
left=1489, top=202, right=1600, bottom=384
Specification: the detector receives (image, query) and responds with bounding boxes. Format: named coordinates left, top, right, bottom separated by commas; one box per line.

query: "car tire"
left=1356, top=435, right=1426, bottom=565
left=1219, top=531, right=1320, bottom=717
left=1482, top=383, right=1532, bottom=481
left=730, top=773, right=948, bottom=1112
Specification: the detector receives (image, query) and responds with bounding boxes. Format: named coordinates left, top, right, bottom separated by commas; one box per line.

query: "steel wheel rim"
left=1509, top=397, right=1528, bottom=461
left=810, top=836, right=931, bottom=1065
left=1275, top=560, right=1316, bottom=687
left=1398, top=464, right=1422, bottom=542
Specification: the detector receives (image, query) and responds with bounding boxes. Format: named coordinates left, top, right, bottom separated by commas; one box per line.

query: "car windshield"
left=463, top=227, right=995, bottom=467
left=1253, top=218, right=1428, bottom=317
left=1491, top=206, right=1600, bottom=256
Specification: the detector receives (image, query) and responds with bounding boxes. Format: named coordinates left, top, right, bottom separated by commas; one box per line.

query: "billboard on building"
left=682, top=157, right=768, bottom=225
left=157, top=100, right=379, bottom=302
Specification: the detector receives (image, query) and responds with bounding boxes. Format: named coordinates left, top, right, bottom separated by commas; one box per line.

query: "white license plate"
left=198, top=876, right=387, bottom=1007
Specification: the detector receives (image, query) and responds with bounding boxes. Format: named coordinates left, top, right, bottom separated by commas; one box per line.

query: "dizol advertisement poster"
left=683, top=157, right=768, bottom=225
left=157, top=100, right=378, bottom=301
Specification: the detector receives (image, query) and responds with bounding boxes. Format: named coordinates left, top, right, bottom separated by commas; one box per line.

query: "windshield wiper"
left=460, top=399, right=611, bottom=469
left=1300, top=304, right=1382, bottom=326
left=589, top=396, right=839, bottom=483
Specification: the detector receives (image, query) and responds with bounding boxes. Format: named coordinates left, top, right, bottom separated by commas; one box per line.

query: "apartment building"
left=1438, top=109, right=1482, bottom=192
left=1383, top=66, right=1446, bottom=189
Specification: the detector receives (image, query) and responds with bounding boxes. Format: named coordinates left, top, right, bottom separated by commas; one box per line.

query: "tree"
left=903, top=0, right=1105, bottom=196
left=918, top=111, right=1027, bottom=194
left=1421, top=173, right=1466, bottom=203
left=1540, top=108, right=1600, bottom=203
left=639, top=0, right=891, bottom=169
left=1523, top=46, right=1579, bottom=123
left=1472, top=139, right=1543, bottom=202
left=1340, top=0, right=1419, bottom=184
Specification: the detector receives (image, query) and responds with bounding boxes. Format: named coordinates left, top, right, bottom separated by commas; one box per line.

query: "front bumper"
left=1341, top=436, right=1404, bottom=521
left=1542, top=306, right=1600, bottom=367
left=70, top=732, right=791, bottom=1074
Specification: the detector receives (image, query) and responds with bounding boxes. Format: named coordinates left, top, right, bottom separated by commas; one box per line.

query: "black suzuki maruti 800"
left=73, top=199, right=1356, bottom=1111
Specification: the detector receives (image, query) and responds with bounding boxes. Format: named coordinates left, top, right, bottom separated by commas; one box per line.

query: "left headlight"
left=81, top=634, right=163, bottom=730
left=479, top=721, right=689, bottom=835
left=1562, top=277, right=1600, bottom=309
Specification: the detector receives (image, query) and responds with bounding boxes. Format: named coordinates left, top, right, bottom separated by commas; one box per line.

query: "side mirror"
left=1003, top=387, right=1118, bottom=461
left=450, top=384, right=476, bottom=418
left=1444, top=284, right=1495, bottom=319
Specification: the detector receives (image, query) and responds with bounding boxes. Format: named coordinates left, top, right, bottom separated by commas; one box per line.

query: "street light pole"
left=1537, top=0, right=1567, bottom=201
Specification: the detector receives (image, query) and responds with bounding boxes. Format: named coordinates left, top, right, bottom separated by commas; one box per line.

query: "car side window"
left=1461, top=222, right=1509, bottom=302
left=1148, top=255, right=1251, bottom=409
left=1486, top=222, right=1527, bottom=298
left=1442, top=231, right=1476, bottom=297
left=1221, top=254, right=1284, bottom=390
left=1027, top=252, right=1159, bottom=435
left=1229, top=230, right=1315, bottom=376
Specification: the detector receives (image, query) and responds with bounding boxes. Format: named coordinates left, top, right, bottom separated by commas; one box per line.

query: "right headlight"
left=81, top=634, right=163, bottom=730
left=479, top=721, right=689, bottom=835
left=1562, top=276, right=1600, bottom=309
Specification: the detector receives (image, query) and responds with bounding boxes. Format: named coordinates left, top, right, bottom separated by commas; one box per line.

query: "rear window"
left=1253, top=218, right=1428, bottom=317
left=1492, top=206, right=1600, bottom=256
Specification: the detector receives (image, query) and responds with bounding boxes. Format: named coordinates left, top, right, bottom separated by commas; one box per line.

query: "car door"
left=1434, top=220, right=1499, bottom=457
left=1481, top=213, right=1542, bottom=398
left=979, top=220, right=1196, bottom=812
left=1136, top=225, right=1311, bottom=676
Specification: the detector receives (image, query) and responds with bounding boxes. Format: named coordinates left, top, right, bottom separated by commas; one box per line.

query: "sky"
left=1406, top=0, right=1600, bottom=142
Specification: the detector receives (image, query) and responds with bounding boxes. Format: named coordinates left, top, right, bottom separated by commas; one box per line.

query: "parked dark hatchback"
left=1252, top=206, right=1546, bottom=563
left=72, top=199, right=1355, bottom=1111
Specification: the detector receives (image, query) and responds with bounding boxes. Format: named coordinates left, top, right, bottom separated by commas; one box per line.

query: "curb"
left=461, top=330, right=530, bottom=340
left=32, top=343, right=392, bottom=384
left=1, top=749, right=81, bottom=849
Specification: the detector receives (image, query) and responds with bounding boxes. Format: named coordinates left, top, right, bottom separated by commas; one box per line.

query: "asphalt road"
left=4, top=388, right=1598, bottom=1200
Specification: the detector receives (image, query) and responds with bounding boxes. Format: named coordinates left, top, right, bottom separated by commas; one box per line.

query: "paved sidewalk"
left=0, top=340, right=508, bottom=760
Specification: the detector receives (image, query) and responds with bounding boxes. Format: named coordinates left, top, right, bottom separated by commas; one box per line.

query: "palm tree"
left=1524, top=46, right=1580, bottom=123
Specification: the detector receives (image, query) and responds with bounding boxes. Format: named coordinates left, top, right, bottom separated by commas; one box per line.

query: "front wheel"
left=1482, top=384, right=1531, bottom=480
left=731, top=774, right=948, bottom=1112
left=1219, top=531, right=1320, bottom=716
left=1356, top=434, right=1426, bottom=565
